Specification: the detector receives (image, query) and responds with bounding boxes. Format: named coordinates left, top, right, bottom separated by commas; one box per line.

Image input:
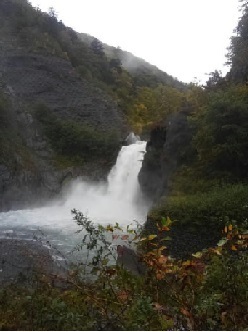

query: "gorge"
left=0, top=140, right=150, bottom=262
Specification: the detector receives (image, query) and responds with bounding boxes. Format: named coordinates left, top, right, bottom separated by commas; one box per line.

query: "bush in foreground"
left=0, top=211, right=248, bottom=330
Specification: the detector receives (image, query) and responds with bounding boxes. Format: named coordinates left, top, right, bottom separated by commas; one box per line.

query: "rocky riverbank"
left=0, top=239, right=68, bottom=285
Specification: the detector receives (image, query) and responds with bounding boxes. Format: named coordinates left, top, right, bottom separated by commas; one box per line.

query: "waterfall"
left=0, top=141, right=149, bottom=253
left=107, top=141, right=146, bottom=205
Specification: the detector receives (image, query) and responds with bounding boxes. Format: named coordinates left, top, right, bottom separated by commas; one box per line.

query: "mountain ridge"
left=0, top=0, right=186, bottom=211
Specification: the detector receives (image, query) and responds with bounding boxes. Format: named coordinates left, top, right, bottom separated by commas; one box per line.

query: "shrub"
left=146, top=184, right=248, bottom=257
left=150, top=184, right=248, bottom=230
left=0, top=212, right=248, bottom=330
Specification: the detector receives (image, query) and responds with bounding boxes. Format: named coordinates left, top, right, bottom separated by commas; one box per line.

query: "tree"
left=91, top=37, right=104, bottom=57
left=227, top=0, right=248, bottom=83
left=48, top=6, right=57, bottom=19
left=205, top=70, right=224, bottom=89
left=193, top=85, right=248, bottom=179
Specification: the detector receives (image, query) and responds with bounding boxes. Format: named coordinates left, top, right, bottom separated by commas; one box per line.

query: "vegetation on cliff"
left=146, top=0, right=248, bottom=251
left=0, top=0, right=185, bottom=133
left=34, top=103, right=119, bottom=166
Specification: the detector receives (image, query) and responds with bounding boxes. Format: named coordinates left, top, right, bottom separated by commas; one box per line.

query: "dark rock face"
left=0, top=40, right=127, bottom=212
left=138, top=109, right=193, bottom=201
left=167, top=225, right=221, bottom=259
left=139, top=108, right=224, bottom=258
left=139, top=109, right=211, bottom=258
left=143, top=216, right=222, bottom=260
left=0, top=239, right=67, bottom=286
left=116, top=245, right=146, bottom=276
left=1, top=51, right=126, bottom=134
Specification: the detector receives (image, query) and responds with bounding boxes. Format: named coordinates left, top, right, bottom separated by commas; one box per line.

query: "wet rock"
left=116, top=245, right=146, bottom=276
left=138, top=108, right=193, bottom=201
left=0, top=239, right=67, bottom=286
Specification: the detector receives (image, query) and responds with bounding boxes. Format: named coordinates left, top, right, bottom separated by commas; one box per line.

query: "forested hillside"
left=141, top=0, right=248, bottom=257
left=0, top=0, right=185, bottom=133
left=79, top=32, right=184, bottom=89
left=0, top=0, right=185, bottom=210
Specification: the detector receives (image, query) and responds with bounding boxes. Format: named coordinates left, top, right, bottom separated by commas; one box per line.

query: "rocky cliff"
left=0, top=0, right=185, bottom=212
left=138, top=105, right=193, bottom=202
left=0, top=35, right=127, bottom=211
left=138, top=106, right=203, bottom=258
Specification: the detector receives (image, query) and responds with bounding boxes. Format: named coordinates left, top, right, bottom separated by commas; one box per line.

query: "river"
left=0, top=141, right=150, bottom=261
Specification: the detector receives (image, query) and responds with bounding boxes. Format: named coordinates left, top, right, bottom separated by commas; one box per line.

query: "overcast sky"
left=29, top=0, right=241, bottom=83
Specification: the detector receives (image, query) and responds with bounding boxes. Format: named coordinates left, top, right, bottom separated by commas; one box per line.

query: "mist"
left=0, top=142, right=151, bottom=257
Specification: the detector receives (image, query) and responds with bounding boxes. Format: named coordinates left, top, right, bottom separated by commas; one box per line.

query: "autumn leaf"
left=156, top=272, right=164, bottom=280
left=164, top=269, right=173, bottom=274
left=180, top=307, right=191, bottom=317
left=152, top=302, right=166, bottom=312
left=158, top=255, right=168, bottom=265
left=217, top=238, right=227, bottom=247
left=192, top=251, right=203, bottom=258
left=167, top=216, right=173, bottom=225
left=156, top=223, right=162, bottom=231
left=121, top=235, right=129, bottom=240
left=182, top=260, right=192, bottom=266
left=132, top=235, right=139, bottom=241
left=212, top=248, right=222, bottom=255
left=106, top=225, right=114, bottom=232
left=221, top=311, right=227, bottom=324
left=117, top=290, right=129, bottom=302
left=241, top=234, right=248, bottom=240
left=161, top=226, right=170, bottom=231
left=147, top=234, right=157, bottom=241
left=158, top=245, right=167, bottom=251
left=162, top=236, right=172, bottom=241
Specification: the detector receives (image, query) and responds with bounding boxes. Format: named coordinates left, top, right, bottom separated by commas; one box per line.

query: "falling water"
left=0, top=141, right=149, bottom=256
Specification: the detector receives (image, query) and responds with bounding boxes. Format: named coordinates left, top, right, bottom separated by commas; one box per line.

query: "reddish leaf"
left=117, top=290, right=129, bottom=302
left=180, top=307, right=191, bottom=317
left=158, top=255, right=168, bottom=265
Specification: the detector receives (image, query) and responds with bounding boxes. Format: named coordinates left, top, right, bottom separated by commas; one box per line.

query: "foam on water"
left=0, top=141, right=150, bottom=254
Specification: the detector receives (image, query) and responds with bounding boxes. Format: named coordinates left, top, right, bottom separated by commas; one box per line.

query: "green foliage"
left=128, top=84, right=183, bottom=134
left=193, top=84, right=248, bottom=180
left=34, top=104, right=119, bottom=165
left=150, top=184, right=248, bottom=231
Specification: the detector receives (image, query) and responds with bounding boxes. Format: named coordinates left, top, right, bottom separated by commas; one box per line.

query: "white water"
left=0, top=141, right=149, bottom=257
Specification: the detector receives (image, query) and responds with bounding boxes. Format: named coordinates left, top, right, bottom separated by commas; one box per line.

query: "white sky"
left=29, top=0, right=241, bottom=83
